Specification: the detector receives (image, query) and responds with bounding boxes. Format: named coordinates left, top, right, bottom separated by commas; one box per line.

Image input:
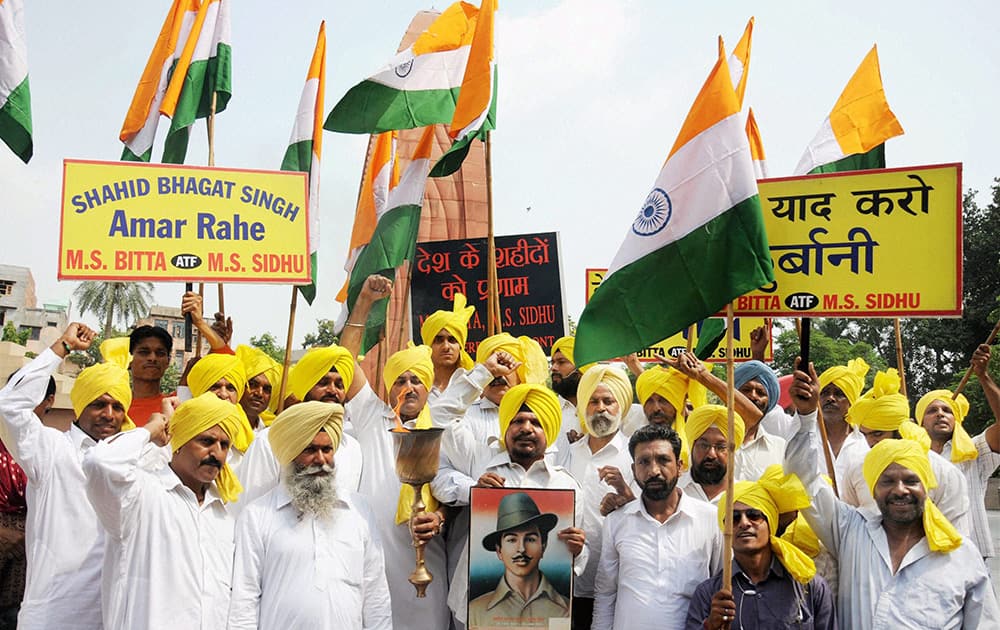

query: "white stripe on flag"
left=368, top=45, right=471, bottom=91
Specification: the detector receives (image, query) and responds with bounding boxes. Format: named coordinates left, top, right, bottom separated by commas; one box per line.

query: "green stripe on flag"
left=298, top=251, right=318, bottom=305
left=575, top=196, right=773, bottom=366
left=162, top=43, right=233, bottom=164
left=809, top=144, right=885, bottom=174
left=344, top=204, right=423, bottom=352
left=0, top=77, right=32, bottom=163
left=280, top=138, right=313, bottom=173
left=324, top=82, right=460, bottom=134
left=429, top=72, right=497, bottom=178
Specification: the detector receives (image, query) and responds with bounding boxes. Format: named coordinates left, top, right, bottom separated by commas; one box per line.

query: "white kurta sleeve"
left=962, top=560, right=1000, bottom=629
left=226, top=507, right=264, bottom=630
left=592, top=515, right=619, bottom=630
left=429, top=450, right=476, bottom=506
left=361, top=522, right=393, bottom=630
left=81, top=427, right=152, bottom=539
left=932, top=454, right=971, bottom=536
left=428, top=365, right=492, bottom=427
left=0, top=348, right=63, bottom=481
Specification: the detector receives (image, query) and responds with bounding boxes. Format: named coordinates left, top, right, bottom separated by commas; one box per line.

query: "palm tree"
left=73, top=281, right=155, bottom=338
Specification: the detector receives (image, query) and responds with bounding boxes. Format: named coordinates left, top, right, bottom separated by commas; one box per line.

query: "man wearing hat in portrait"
left=469, top=491, right=570, bottom=627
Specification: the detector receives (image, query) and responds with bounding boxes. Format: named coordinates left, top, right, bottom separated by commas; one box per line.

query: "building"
left=133, top=305, right=209, bottom=370
left=0, top=264, right=69, bottom=353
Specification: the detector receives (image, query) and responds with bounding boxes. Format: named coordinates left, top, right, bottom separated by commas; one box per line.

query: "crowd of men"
left=0, top=273, right=998, bottom=629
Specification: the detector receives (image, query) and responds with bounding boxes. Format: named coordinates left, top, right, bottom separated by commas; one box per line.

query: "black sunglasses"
left=730, top=508, right=766, bottom=524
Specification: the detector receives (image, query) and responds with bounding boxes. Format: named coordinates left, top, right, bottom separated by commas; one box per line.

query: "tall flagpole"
left=721, top=303, right=736, bottom=591
left=894, top=318, right=907, bottom=398
left=206, top=91, right=226, bottom=318
left=485, top=131, right=500, bottom=335
left=276, top=287, right=298, bottom=414
left=954, top=318, right=1000, bottom=397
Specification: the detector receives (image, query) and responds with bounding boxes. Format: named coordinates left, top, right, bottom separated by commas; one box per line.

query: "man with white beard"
left=227, top=402, right=391, bottom=630
left=567, top=366, right=636, bottom=630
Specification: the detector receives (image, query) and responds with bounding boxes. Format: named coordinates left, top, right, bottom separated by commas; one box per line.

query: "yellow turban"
left=551, top=336, right=575, bottom=364
left=188, top=354, right=247, bottom=400
left=267, top=401, right=344, bottom=467
left=719, top=464, right=816, bottom=583
left=170, top=393, right=251, bottom=503
left=71, top=362, right=136, bottom=432
left=781, top=513, right=822, bottom=559
left=686, top=404, right=746, bottom=451
left=862, top=439, right=961, bottom=552
left=819, top=357, right=870, bottom=405
left=420, top=293, right=475, bottom=370
left=847, top=369, right=909, bottom=430
left=575, top=365, right=633, bottom=432
left=287, top=346, right=355, bottom=401
left=235, top=345, right=283, bottom=425
left=99, top=337, right=131, bottom=368
left=916, top=390, right=976, bottom=464
left=635, top=366, right=707, bottom=466
left=383, top=344, right=438, bottom=524
left=498, top=384, right=562, bottom=449
left=476, top=333, right=549, bottom=385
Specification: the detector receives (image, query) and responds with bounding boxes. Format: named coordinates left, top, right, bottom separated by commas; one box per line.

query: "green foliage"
left=301, top=319, right=338, bottom=349
left=160, top=362, right=181, bottom=394
left=250, top=333, right=285, bottom=362
left=1, top=323, right=29, bottom=346
left=66, top=328, right=128, bottom=369
left=73, top=281, right=154, bottom=337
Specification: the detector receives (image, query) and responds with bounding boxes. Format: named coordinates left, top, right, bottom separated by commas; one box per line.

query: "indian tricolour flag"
left=120, top=0, right=230, bottom=163
left=727, top=17, right=753, bottom=110
left=430, top=0, right=496, bottom=178
left=281, top=22, right=325, bottom=305
left=794, top=45, right=903, bottom=175
left=343, top=127, right=436, bottom=352
left=324, top=1, right=481, bottom=134
left=746, top=107, right=768, bottom=179
left=0, top=0, right=32, bottom=163
left=574, top=44, right=774, bottom=366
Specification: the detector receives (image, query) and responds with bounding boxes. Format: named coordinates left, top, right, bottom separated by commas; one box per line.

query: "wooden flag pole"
left=276, top=286, right=298, bottom=414
left=485, top=132, right=500, bottom=335
left=397, top=262, right=415, bottom=353
left=206, top=92, right=226, bottom=318
left=954, top=318, right=1000, bottom=397
left=194, top=283, right=206, bottom=358
left=894, top=318, right=907, bottom=399
left=686, top=324, right=696, bottom=352
left=721, top=303, right=736, bottom=592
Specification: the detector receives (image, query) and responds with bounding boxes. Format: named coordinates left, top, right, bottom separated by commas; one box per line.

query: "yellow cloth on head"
left=498, top=384, right=562, bottom=449
left=420, top=293, right=475, bottom=371
left=383, top=344, right=438, bottom=524
left=635, top=366, right=706, bottom=466
left=287, top=346, right=355, bottom=401
left=188, top=354, right=247, bottom=400
left=916, top=390, right=976, bottom=464
left=818, top=357, right=870, bottom=405
left=235, top=345, right=283, bottom=424
left=71, top=362, right=136, bottom=431
left=99, top=337, right=131, bottom=369
left=575, top=365, right=633, bottom=432
left=685, top=404, right=746, bottom=451
left=170, top=393, right=250, bottom=503
left=476, top=333, right=549, bottom=385
left=718, top=465, right=816, bottom=583
left=551, top=335, right=590, bottom=373
left=781, top=513, right=822, bottom=558
left=862, top=439, right=961, bottom=552
left=267, top=401, right=344, bottom=467
left=847, top=369, right=910, bottom=430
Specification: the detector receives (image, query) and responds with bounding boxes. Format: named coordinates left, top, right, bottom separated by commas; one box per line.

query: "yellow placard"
left=59, top=159, right=311, bottom=283
left=735, top=163, right=961, bottom=317
left=585, top=269, right=770, bottom=363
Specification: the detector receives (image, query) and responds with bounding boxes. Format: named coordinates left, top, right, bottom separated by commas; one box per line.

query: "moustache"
left=200, top=457, right=222, bottom=469
left=297, top=463, right=335, bottom=477
left=511, top=554, right=533, bottom=563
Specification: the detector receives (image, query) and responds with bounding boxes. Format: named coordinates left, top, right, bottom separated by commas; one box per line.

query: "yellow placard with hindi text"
left=59, top=159, right=310, bottom=283
left=735, top=163, right=962, bottom=317
left=585, top=269, right=771, bottom=363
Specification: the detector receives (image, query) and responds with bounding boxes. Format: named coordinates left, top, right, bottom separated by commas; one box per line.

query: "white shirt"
left=83, top=428, right=234, bottom=630
left=678, top=471, right=721, bottom=505
left=568, top=431, right=635, bottom=597
left=733, top=425, right=786, bottom=481
left=784, top=413, right=1000, bottom=629
left=0, top=349, right=104, bottom=630
left=234, top=424, right=363, bottom=513
left=761, top=407, right=865, bottom=489
left=593, top=491, right=723, bottom=630
left=945, top=432, right=1000, bottom=557
left=839, top=441, right=972, bottom=536
left=347, top=383, right=450, bottom=630
left=227, top=484, right=392, bottom=629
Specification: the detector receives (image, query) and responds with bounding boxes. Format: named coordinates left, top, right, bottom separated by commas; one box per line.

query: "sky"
left=3, top=0, right=999, bottom=347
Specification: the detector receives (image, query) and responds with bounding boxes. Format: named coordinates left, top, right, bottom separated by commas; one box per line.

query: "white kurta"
left=83, top=428, right=234, bottom=630
left=0, top=349, right=104, bottom=630
left=593, top=492, right=723, bottom=630
left=678, top=471, right=721, bottom=505
left=839, top=442, right=972, bottom=536
left=227, top=484, right=392, bottom=629
left=784, top=413, right=1000, bottom=629
left=733, top=425, right=786, bottom=481
left=347, top=383, right=450, bottom=630
left=568, top=432, right=634, bottom=598
left=944, top=433, right=1000, bottom=557
left=235, top=423, right=363, bottom=513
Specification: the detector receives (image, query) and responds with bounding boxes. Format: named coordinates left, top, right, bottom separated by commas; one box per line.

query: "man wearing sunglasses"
left=686, top=466, right=835, bottom=630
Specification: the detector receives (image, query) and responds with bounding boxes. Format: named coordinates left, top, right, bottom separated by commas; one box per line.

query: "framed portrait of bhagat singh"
left=468, top=487, right=575, bottom=630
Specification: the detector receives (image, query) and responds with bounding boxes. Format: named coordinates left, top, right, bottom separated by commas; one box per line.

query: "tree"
left=250, top=333, right=285, bottom=362
left=1, top=322, right=29, bottom=346
left=772, top=324, right=887, bottom=389
left=160, top=362, right=181, bottom=394
left=73, top=281, right=154, bottom=338
left=301, top=319, right=338, bottom=348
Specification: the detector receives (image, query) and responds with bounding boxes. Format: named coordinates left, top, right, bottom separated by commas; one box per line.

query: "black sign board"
left=410, top=231, right=566, bottom=354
